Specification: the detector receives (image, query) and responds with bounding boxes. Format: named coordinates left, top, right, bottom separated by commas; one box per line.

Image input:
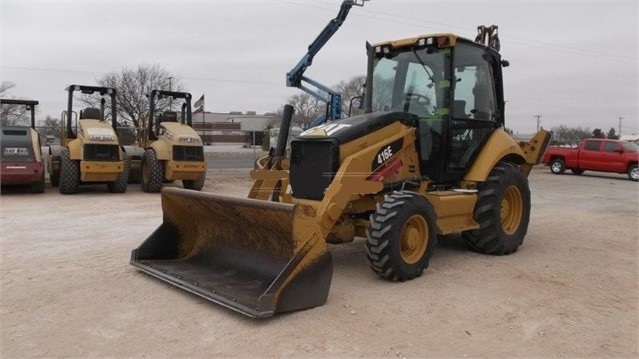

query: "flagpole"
left=202, top=93, right=206, bottom=144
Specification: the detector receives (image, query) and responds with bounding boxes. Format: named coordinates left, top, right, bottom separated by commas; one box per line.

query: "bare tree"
left=282, top=75, right=367, bottom=129
left=606, top=127, right=619, bottom=139
left=288, top=92, right=322, bottom=129
left=39, top=115, right=63, bottom=140
left=82, top=64, right=184, bottom=129
left=550, top=125, right=592, bottom=146
left=0, top=81, right=15, bottom=96
left=335, top=75, right=366, bottom=116
left=592, top=128, right=605, bottom=138
left=0, top=81, right=30, bottom=127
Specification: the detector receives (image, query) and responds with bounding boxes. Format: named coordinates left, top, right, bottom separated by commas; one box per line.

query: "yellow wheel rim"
left=501, top=185, right=523, bottom=235
left=400, top=215, right=428, bottom=264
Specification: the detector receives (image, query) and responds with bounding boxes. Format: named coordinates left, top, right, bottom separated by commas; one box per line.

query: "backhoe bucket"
left=131, top=187, right=332, bottom=318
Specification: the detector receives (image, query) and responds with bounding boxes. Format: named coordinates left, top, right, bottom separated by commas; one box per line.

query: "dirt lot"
left=1, top=166, right=637, bottom=358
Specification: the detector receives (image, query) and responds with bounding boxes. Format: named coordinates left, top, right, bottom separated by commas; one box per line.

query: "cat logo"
left=300, top=123, right=351, bottom=137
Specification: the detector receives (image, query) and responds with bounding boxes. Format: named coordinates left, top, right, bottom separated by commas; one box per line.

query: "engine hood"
left=297, top=111, right=417, bottom=144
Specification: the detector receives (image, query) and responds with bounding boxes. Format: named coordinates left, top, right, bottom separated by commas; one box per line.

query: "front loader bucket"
left=131, top=187, right=332, bottom=318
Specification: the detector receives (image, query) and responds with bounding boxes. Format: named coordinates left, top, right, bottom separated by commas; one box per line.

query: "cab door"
left=602, top=141, right=625, bottom=172
left=442, top=42, right=501, bottom=182
left=579, top=140, right=602, bottom=170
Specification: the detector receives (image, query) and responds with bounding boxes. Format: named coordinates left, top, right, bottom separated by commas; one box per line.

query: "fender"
left=148, top=139, right=172, bottom=161
left=463, top=128, right=526, bottom=182
left=67, top=139, right=83, bottom=160
left=27, top=128, right=43, bottom=163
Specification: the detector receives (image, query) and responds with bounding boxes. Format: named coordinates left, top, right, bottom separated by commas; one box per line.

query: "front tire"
left=182, top=172, right=206, bottom=191
left=628, top=164, right=638, bottom=181
left=462, top=162, right=531, bottom=255
left=550, top=158, right=565, bottom=174
left=141, top=149, right=164, bottom=193
left=366, top=191, right=437, bottom=281
left=107, top=154, right=129, bottom=193
left=59, top=148, right=79, bottom=195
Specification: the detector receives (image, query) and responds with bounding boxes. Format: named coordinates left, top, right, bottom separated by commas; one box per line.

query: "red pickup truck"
left=541, top=138, right=638, bottom=181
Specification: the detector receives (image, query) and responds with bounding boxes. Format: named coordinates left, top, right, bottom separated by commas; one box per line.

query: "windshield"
left=371, top=47, right=447, bottom=118
left=622, top=142, right=638, bottom=152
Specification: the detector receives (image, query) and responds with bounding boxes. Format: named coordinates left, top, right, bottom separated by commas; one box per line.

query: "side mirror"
left=348, top=96, right=363, bottom=117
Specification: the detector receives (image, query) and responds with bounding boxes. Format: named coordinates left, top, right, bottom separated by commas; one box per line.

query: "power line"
left=1, top=66, right=281, bottom=86
left=283, top=0, right=632, bottom=63
left=1, top=65, right=105, bottom=75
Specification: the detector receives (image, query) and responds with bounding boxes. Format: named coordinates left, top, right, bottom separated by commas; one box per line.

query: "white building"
left=190, top=111, right=278, bottom=145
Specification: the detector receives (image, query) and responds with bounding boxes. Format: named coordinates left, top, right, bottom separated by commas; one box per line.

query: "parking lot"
left=1, top=166, right=637, bottom=357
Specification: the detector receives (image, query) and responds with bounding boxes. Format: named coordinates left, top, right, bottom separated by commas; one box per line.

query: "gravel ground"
left=0, top=167, right=637, bottom=358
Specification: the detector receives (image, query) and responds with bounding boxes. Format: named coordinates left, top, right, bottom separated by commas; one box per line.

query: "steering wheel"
left=403, top=92, right=431, bottom=116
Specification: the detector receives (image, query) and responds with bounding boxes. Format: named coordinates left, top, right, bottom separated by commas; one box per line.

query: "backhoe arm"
left=286, top=0, right=367, bottom=122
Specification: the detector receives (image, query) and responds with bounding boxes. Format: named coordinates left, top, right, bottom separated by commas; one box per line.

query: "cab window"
left=453, top=44, right=496, bottom=121
left=583, top=140, right=600, bottom=151
left=604, top=141, right=620, bottom=152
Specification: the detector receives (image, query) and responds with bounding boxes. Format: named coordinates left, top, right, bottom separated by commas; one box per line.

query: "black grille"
left=2, top=129, right=28, bottom=136
left=84, top=144, right=119, bottom=161
left=289, top=139, right=339, bottom=200
left=173, top=146, right=204, bottom=161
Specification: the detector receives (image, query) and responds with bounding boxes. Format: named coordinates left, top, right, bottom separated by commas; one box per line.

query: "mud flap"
left=131, top=187, right=332, bottom=318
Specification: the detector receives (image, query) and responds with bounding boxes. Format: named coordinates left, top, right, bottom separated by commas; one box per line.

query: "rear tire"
left=30, top=170, right=45, bottom=193
left=571, top=168, right=585, bottom=175
left=141, top=149, right=164, bottom=193
left=462, top=162, right=530, bottom=255
left=366, top=191, right=437, bottom=281
left=628, top=164, right=638, bottom=181
left=550, top=158, right=565, bottom=174
left=59, top=148, right=79, bottom=195
left=107, top=154, right=129, bottom=193
left=182, top=172, right=206, bottom=191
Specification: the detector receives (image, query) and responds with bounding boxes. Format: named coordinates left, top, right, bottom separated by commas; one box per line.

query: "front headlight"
left=163, top=130, right=175, bottom=140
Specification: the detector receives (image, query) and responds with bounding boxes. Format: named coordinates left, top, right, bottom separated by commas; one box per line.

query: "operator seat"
left=160, top=111, right=178, bottom=123
left=80, top=107, right=101, bottom=120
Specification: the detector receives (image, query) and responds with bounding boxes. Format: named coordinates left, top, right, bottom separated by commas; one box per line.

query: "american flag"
left=194, top=94, right=204, bottom=110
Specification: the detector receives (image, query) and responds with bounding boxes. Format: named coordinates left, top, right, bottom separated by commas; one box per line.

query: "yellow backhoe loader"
left=127, top=90, right=207, bottom=192
left=132, top=20, right=550, bottom=317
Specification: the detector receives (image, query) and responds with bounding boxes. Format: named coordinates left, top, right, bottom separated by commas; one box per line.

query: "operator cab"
left=365, top=30, right=506, bottom=183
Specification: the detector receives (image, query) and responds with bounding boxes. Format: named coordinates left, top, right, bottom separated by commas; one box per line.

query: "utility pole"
left=534, top=114, right=542, bottom=132
left=618, top=116, right=623, bottom=137
left=168, top=77, right=173, bottom=111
